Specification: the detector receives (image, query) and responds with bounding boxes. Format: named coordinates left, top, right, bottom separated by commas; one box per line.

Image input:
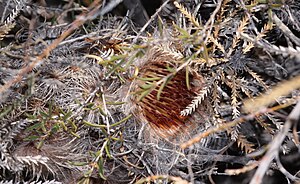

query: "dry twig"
left=0, top=0, right=120, bottom=95
left=250, top=101, right=300, bottom=184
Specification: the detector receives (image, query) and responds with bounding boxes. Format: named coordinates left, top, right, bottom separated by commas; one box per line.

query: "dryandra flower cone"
left=129, top=46, right=209, bottom=141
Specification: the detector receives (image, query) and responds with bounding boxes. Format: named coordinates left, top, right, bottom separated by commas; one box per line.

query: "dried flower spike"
left=130, top=47, right=206, bottom=138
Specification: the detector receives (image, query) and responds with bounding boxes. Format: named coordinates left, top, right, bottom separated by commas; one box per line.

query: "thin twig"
left=272, top=13, right=300, bottom=46
left=203, top=0, right=223, bottom=43
left=58, top=32, right=98, bottom=46
left=90, top=0, right=123, bottom=19
left=1, top=0, right=12, bottom=23
left=249, top=100, right=300, bottom=184
left=0, top=0, right=103, bottom=95
left=132, top=0, right=170, bottom=44
left=180, top=100, right=297, bottom=149
left=275, top=151, right=300, bottom=181
left=187, top=149, right=195, bottom=183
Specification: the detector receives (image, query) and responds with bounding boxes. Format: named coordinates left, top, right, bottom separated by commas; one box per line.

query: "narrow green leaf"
left=117, top=73, right=126, bottom=83
left=139, top=83, right=154, bottom=90
left=157, top=75, right=173, bottom=100
left=70, top=131, right=81, bottom=138
left=83, top=120, right=106, bottom=128
left=108, top=54, right=127, bottom=62
left=37, top=139, right=44, bottom=150
left=26, top=122, right=43, bottom=131
left=60, top=121, right=68, bottom=131
left=166, top=65, right=176, bottom=73
left=98, top=157, right=106, bottom=180
left=158, top=16, right=164, bottom=37
left=40, top=111, right=49, bottom=118
left=83, top=170, right=93, bottom=177
left=137, top=89, right=152, bottom=101
left=96, top=105, right=107, bottom=116
left=186, top=66, right=191, bottom=90
left=138, top=77, right=161, bottom=81
left=70, top=120, right=78, bottom=132
left=106, top=101, right=125, bottom=105
left=69, top=161, right=88, bottom=166
left=85, top=102, right=94, bottom=109
left=202, top=42, right=209, bottom=62
left=111, top=114, right=132, bottom=127
left=105, top=57, right=126, bottom=77
left=110, top=137, right=120, bottom=141
left=23, top=135, right=40, bottom=141
left=173, top=23, right=190, bottom=38
left=104, top=141, right=112, bottom=158
left=62, top=111, right=72, bottom=121
left=51, top=123, right=60, bottom=133
left=26, top=113, right=37, bottom=120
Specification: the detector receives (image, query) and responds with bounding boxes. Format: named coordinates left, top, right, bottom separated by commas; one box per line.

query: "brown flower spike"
left=131, top=47, right=206, bottom=138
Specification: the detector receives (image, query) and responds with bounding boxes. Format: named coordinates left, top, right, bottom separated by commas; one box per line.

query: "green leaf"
left=158, top=16, right=164, bottom=37
left=106, top=101, right=125, bottom=105
left=98, top=157, right=106, bottom=180
left=23, top=135, right=40, bottom=141
left=60, top=121, right=68, bottom=131
left=83, top=120, right=106, bottom=128
left=69, top=161, right=88, bottom=166
left=26, top=113, right=37, bottom=120
left=85, top=102, right=94, bottom=109
left=51, top=123, right=60, bottom=133
left=137, top=89, right=152, bottom=101
left=0, top=106, right=13, bottom=119
left=37, top=139, right=44, bottom=150
left=117, top=73, right=126, bottom=83
left=96, top=105, right=107, bottom=116
left=186, top=66, right=191, bottom=90
left=166, top=65, right=176, bottom=73
left=111, top=114, right=132, bottom=127
left=40, top=111, right=49, bottom=118
left=138, top=77, right=161, bottom=81
left=108, top=54, right=127, bottom=62
left=63, top=111, right=72, bottom=120
left=104, top=140, right=112, bottom=158
left=105, top=56, right=127, bottom=77
left=26, top=122, right=43, bottom=131
left=157, top=75, right=173, bottom=100
left=139, top=83, right=154, bottom=90
left=70, top=131, right=80, bottom=138
left=70, top=120, right=78, bottom=131
left=173, top=23, right=190, bottom=38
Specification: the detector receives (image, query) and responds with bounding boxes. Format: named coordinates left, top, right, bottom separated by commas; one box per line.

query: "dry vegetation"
left=0, top=0, right=300, bottom=183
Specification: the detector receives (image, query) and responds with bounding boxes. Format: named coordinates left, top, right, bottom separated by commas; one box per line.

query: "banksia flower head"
left=130, top=45, right=208, bottom=139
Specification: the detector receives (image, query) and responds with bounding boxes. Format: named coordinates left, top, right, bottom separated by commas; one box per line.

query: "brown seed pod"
left=130, top=46, right=207, bottom=139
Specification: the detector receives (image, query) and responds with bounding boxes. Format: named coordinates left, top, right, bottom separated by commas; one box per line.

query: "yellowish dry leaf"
left=243, top=75, right=300, bottom=112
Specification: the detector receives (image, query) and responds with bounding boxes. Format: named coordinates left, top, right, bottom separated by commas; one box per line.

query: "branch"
left=180, top=100, right=297, bottom=149
left=0, top=0, right=113, bottom=95
left=249, top=100, right=300, bottom=184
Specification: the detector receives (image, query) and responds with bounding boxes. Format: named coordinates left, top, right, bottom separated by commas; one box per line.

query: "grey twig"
left=90, top=0, right=124, bottom=19
left=273, top=13, right=300, bottom=46
left=275, top=151, right=300, bottom=181
left=132, top=0, right=170, bottom=44
left=250, top=100, right=300, bottom=184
